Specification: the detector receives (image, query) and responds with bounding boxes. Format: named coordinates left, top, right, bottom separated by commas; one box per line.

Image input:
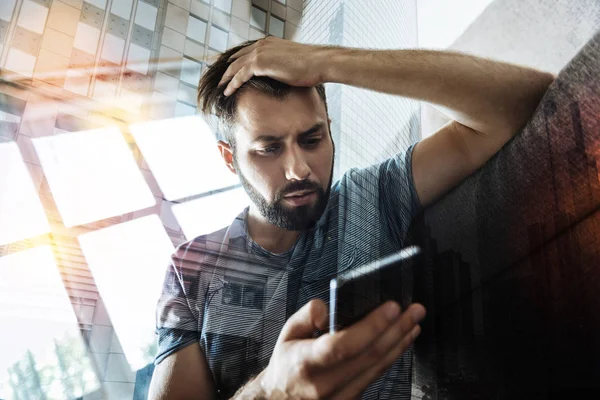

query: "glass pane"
left=78, top=215, right=175, bottom=370
left=180, top=58, right=202, bottom=87
left=269, top=15, right=285, bottom=38
left=0, top=142, right=49, bottom=246
left=187, top=15, right=207, bottom=44
left=0, top=246, right=101, bottom=399
left=250, top=6, right=266, bottom=31
left=214, top=0, right=232, bottom=13
left=130, top=116, right=239, bottom=201
left=32, top=127, right=155, bottom=227
left=209, top=24, right=229, bottom=52
left=172, top=187, right=250, bottom=240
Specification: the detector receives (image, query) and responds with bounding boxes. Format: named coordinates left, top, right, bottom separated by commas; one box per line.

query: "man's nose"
left=284, top=147, right=311, bottom=181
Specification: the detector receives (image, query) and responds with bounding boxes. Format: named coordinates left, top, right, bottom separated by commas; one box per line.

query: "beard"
left=234, top=152, right=334, bottom=231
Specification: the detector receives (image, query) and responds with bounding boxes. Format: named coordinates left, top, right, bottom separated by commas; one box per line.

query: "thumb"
left=278, top=299, right=328, bottom=343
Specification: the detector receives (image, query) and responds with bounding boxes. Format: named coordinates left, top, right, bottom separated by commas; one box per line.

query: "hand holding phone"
left=330, top=246, right=422, bottom=333
left=253, top=298, right=425, bottom=399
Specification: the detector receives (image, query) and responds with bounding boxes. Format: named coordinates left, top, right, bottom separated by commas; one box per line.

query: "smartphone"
left=329, top=245, right=422, bottom=333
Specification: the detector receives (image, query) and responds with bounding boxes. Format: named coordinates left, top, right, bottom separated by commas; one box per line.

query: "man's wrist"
left=316, top=46, right=369, bottom=86
left=231, top=370, right=288, bottom=400
left=231, top=375, right=266, bottom=399
left=314, top=45, right=350, bottom=85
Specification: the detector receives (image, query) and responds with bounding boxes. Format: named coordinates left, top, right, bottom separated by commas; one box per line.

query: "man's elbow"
left=503, top=71, right=556, bottom=137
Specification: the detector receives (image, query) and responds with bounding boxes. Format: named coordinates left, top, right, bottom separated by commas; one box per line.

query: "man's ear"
left=217, top=140, right=236, bottom=175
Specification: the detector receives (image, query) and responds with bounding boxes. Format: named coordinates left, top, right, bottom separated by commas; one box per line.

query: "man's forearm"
left=319, top=47, right=555, bottom=138
left=231, top=382, right=265, bottom=399
left=232, top=369, right=296, bottom=400
left=231, top=371, right=285, bottom=400
left=231, top=373, right=266, bottom=400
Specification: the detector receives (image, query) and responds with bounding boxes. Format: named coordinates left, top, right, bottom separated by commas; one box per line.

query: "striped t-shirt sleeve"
left=377, top=142, right=423, bottom=244
left=154, top=249, right=200, bottom=365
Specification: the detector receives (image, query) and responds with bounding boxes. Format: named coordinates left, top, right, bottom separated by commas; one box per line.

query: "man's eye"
left=257, top=146, right=279, bottom=155
left=303, top=138, right=322, bottom=147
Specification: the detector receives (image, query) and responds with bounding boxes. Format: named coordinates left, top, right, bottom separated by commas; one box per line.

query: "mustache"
left=276, top=181, right=321, bottom=200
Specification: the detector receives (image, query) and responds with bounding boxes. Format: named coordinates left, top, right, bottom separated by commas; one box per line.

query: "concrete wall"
left=419, top=0, right=600, bottom=137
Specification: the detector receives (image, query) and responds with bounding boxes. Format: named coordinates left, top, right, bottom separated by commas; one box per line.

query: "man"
left=148, top=36, right=554, bottom=399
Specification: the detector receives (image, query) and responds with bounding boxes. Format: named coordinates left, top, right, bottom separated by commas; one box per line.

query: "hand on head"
left=218, top=36, right=328, bottom=96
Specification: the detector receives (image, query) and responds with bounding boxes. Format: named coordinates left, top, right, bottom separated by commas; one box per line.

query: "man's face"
left=226, top=87, right=334, bottom=231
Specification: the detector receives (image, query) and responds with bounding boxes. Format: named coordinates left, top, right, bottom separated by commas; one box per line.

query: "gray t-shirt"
left=155, top=143, right=422, bottom=399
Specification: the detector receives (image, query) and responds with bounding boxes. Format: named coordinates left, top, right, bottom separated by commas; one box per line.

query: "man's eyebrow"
left=251, top=122, right=326, bottom=144
left=298, top=122, right=326, bottom=137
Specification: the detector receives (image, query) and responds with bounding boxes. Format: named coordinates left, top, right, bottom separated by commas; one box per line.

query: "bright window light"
left=172, top=187, right=250, bottom=240
left=0, top=142, right=50, bottom=246
left=130, top=116, right=239, bottom=201
left=78, top=215, right=175, bottom=370
left=32, top=127, right=155, bottom=227
left=417, top=0, right=494, bottom=49
left=0, top=246, right=100, bottom=399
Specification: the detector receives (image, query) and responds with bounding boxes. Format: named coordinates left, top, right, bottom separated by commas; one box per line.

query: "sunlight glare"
left=32, top=127, right=155, bottom=227
left=130, top=116, right=239, bottom=201
left=172, top=187, right=250, bottom=240
left=0, top=246, right=99, bottom=399
left=0, top=142, right=50, bottom=246
left=78, top=215, right=175, bottom=370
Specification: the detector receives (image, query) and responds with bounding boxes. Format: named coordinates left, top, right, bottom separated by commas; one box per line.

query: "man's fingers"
left=346, top=304, right=424, bottom=375
left=311, top=304, right=425, bottom=394
left=228, top=41, right=260, bottom=61
left=272, top=301, right=425, bottom=399
left=344, top=304, right=425, bottom=377
left=278, top=299, right=328, bottom=343
left=218, top=54, right=251, bottom=87
left=309, top=301, right=400, bottom=367
left=330, top=324, right=421, bottom=400
left=223, top=65, right=257, bottom=96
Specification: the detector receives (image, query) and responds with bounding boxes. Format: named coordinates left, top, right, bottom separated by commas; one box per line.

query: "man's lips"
left=283, top=190, right=317, bottom=206
left=284, top=190, right=315, bottom=198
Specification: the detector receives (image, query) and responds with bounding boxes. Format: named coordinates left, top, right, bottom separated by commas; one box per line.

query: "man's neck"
left=246, top=207, right=301, bottom=254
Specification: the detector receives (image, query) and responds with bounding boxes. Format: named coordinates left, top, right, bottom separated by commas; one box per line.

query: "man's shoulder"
left=333, top=164, right=381, bottom=206
left=336, top=145, right=419, bottom=195
left=170, top=225, right=231, bottom=272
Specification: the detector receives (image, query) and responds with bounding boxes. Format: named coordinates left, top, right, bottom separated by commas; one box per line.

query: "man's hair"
left=197, top=39, right=328, bottom=148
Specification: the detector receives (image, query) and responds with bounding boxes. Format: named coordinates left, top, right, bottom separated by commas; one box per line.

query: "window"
left=268, top=14, right=285, bottom=38
left=187, top=15, right=207, bottom=44
left=213, top=0, right=232, bottom=14
left=250, top=5, right=266, bottom=31
left=209, top=24, right=229, bottom=52
left=180, top=57, right=203, bottom=86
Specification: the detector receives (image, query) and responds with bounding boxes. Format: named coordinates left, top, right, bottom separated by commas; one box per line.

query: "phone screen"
left=329, top=245, right=422, bottom=333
